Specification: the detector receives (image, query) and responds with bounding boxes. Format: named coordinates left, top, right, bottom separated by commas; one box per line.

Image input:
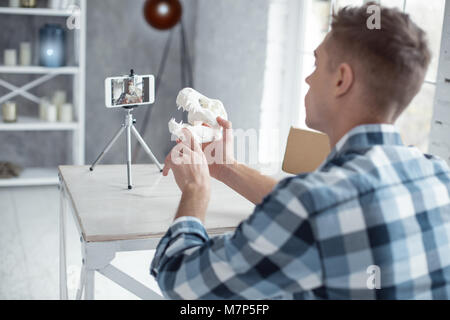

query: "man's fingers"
left=181, top=128, right=201, bottom=152
left=163, top=138, right=200, bottom=176
left=217, top=117, right=232, bottom=129
left=162, top=164, right=170, bottom=176
left=217, top=117, right=233, bottom=144
left=162, top=153, right=171, bottom=176
left=171, top=143, right=194, bottom=166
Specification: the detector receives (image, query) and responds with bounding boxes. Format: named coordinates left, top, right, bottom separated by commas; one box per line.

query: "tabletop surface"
left=59, top=165, right=287, bottom=242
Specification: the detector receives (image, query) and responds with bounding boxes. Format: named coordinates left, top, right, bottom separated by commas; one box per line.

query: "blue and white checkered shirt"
left=150, top=124, right=450, bottom=300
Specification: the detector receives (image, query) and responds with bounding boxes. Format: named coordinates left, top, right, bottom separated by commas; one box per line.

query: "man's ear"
left=335, top=63, right=354, bottom=97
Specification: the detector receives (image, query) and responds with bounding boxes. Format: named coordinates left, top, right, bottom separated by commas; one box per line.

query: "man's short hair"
left=327, top=2, right=431, bottom=118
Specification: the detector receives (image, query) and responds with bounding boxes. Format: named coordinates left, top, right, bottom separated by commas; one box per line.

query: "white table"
left=58, top=164, right=259, bottom=300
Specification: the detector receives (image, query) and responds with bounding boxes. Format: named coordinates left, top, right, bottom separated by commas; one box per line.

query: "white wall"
left=429, top=0, right=450, bottom=164
left=193, top=0, right=270, bottom=136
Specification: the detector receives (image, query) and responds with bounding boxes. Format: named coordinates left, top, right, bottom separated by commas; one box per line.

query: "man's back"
left=285, top=124, right=450, bottom=299
left=151, top=124, right=450, bottom=300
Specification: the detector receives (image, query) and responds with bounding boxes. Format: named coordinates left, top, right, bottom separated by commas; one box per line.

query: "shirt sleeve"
left=150, top=177, right=323, bottom=299
left=171, top=216, right=205, bottom=227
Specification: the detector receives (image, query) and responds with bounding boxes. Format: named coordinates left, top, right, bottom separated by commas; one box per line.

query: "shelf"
left=0, top=167, right=58, bottom=187
left=0, top=66, right=79, bottom=75
left=0, top=116, right=78, bottom=131
left=0, top=0, right=86, bottom=167
left=0, top=7, right=73, bottom=17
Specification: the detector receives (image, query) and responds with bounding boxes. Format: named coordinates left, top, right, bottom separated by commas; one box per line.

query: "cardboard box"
left=282, top=127, right=331, bottom=174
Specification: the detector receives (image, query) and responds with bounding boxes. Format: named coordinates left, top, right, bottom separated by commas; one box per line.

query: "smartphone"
left=105, top=74, right=155, bottom=108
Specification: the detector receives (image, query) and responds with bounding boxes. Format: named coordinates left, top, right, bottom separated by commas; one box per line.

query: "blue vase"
left=39, top=24, right=65, bottom=68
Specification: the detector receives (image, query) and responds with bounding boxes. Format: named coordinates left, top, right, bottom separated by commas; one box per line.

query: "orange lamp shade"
left=143, top=0, right=182, bottom=30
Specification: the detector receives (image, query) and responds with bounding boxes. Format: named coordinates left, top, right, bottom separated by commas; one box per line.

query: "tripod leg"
left=180, top=20, right=194, bottom=87
left=126, top=122, right=133, bottom=190
left=131, top=125, right=163, bottom=172
left=90, top=125, right=125, bottom=171
left=133, top=29, right=174, bottom=163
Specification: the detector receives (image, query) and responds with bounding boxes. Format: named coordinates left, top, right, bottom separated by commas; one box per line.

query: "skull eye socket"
left=199, top=98, right=208, bottom=108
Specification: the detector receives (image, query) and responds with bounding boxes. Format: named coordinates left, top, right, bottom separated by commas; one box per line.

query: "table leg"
left=76, top=264, right=87, bottom=300
left=85, top=270, right=95, bottom=300
left=59, top=181, right=68, bottom=300
left=98, top=264, right=164, bottom=300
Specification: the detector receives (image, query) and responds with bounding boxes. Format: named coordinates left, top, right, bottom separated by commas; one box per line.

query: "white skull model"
left=168, top=88, right=228, bottom=143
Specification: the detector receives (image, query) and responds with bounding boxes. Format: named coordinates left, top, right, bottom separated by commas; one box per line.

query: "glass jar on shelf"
left=2, top=101, right=17, bottom=123
left=20, top=0, right=36, bottom=8
left=39, top=24, right=66, bottom=67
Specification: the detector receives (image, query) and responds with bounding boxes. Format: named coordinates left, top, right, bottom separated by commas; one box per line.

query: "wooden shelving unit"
left=0, top=1, right=86, bottom=188
left=0, top=115, right=78, bottom=131
left=0, top=66, right=79, bottom=74
left=0, top=167, right=58, bottom=187
left=0, top=7, right=73, bottom=16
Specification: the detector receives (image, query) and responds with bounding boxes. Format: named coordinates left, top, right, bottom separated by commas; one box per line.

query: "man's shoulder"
left=320, top=144, right=450, bottom=184
left=273, top=144, right=450, bottom=216
left=271, top=170, right=360, bottom=217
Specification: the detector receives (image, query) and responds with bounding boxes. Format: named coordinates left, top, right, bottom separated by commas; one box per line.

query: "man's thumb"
left=217, top=117, right=232, bottom=129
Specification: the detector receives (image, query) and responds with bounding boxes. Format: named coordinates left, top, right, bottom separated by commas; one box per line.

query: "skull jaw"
left=169, top=88, right=228, bottom=144
left=168, top=119, right=221, bottom=144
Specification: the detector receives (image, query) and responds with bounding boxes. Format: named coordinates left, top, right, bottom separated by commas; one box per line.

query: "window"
left=259, top=0, right=290, bottom=163
left=392, top=0, right=446, bottom=152
left=295, top=0, right=446, bottom=152
left=297, top=0, right=332, bottom=132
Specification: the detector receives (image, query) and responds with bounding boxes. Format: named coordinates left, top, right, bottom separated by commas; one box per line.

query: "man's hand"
left=202, top=117, right=236, bottom=182
left=163, top=128, right=211, bottom=194
left=163, top=129, right=211, bottom=222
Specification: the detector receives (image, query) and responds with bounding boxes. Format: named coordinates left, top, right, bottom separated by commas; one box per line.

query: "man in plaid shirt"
left=150, top=3, right=450, bottom=299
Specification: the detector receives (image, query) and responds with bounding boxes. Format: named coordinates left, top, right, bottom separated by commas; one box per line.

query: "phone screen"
left=109, top=75, right=153, bottom=107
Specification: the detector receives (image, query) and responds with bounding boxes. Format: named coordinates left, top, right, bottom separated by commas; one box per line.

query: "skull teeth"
left=176, top=103, right=189, bottom=112
left=170, top=88, right=228, bottom=143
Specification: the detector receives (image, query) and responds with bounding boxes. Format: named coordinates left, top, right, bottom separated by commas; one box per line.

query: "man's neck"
left=326, top=118, right=394, bottom=149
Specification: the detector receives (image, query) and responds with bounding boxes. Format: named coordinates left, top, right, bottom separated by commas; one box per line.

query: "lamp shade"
left=143, top=0, right=182, bottom=30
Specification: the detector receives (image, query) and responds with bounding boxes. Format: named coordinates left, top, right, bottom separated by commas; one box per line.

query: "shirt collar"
left=320, top=124, right=404, bottom=168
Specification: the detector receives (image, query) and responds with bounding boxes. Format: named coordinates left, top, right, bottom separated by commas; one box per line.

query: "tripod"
left=90, top=106, right=163, bottom=190
left=133, top=20, right=194, bottom=162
